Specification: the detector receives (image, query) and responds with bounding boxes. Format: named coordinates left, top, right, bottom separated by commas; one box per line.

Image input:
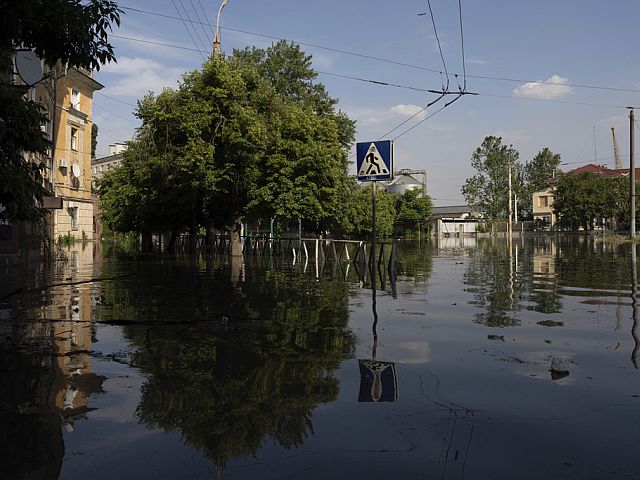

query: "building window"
left=71, top=89, right=80, bottom=110
left=71, top=127, right=78, bottom=151
left=69, top=207, right=78, bottom=230
left=538, top=196, right=548, bottom=207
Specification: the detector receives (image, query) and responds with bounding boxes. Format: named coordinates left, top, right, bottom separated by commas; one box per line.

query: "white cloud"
left=513, top=75, right=573, bottom=100
left=101, top=57, right=184, bottom=97
left=346, top=104, right=427, bottom=127
left=389, top=104, right=427, bottom=120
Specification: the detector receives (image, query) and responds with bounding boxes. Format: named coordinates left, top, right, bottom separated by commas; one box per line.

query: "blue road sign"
left=356, top=140, right=393, bottom=181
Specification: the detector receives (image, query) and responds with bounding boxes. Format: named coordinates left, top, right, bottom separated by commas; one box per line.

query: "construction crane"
left=612, top=127, right=623, bottom=170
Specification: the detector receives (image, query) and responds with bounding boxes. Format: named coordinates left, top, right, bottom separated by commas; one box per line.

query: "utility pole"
left=508, top=161, right=513, bottom=240
left=631, top=107, right=636, bottom=240
left=213, top=0, right=229, bottom=57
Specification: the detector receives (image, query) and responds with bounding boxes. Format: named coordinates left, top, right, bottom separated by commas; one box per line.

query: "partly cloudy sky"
left=92, top=0, right=640, bottom=205
left=512, top=75, right=573, bottom=100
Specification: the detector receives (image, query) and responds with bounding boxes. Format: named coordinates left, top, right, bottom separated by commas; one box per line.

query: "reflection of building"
left=430, top=205, right=484, bottom=237
left=532, top=238, right=557, bottom=279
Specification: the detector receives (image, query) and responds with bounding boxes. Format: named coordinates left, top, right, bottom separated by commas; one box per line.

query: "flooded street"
left=2, top=236, right=640, bottom=479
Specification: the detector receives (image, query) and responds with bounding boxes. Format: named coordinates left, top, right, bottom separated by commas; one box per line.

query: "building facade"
left=48, top=67, right=103, bottom=241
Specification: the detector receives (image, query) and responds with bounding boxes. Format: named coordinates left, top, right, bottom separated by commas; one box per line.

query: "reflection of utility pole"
left=508, top=161, right=513, bottom=242
left=213, top=0, right=229, bottom=57
left=631, top=242, right=639, bottom=368
left=630, top=107, right=636, bottom=239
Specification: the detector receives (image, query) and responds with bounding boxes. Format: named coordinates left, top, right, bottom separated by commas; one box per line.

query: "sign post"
left=356, top=140, right=393, bottom=290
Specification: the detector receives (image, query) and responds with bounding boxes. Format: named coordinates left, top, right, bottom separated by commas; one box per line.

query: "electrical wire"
left=191, top=0, right=213, bottom=45
left=197, top=0, right=216, bottom=42
left=392, top=94, right=463, bottom=141
left=171, top=0, right=206, bottom=61
left=117, top=5, right=640, bottom=95
left=426, top=0, right=449, bottom=92
left=178, top=0, right=209, bottom=53
left=95, top=92, right=137, bottom=107
left=106, top=34, right=634, bottom=112
left=458, top=0, right=467, bottom=91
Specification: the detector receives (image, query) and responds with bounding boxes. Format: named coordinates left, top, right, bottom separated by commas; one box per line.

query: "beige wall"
left=532, top=189, right=556, bottom=227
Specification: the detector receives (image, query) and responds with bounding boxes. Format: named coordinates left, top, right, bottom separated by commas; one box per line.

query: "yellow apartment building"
left=46, top=67, right=103, bottom=241
left=7, top=59, right=103, bottom=245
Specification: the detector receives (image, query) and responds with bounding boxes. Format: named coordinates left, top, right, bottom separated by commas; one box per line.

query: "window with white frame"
left=71, top=89, right=80, bottom=110
left=69, top=207, right=78, bottom=229
left=71, top=127, right=78, bottom=151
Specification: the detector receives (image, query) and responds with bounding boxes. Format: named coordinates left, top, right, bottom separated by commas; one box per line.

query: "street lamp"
left=213, top=0, right=230, bottom=57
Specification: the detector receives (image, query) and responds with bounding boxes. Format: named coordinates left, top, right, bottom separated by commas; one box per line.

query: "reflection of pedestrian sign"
left=358, top=359, right=398, bottom=402
left=356, top=140, right=393, bottom=181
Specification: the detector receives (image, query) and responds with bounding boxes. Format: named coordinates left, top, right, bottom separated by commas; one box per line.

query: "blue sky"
left=93, top=0, right=640, bottom=206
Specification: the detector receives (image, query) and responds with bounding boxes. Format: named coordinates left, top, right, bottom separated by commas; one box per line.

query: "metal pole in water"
left=372, top=181, right=377, bottom=292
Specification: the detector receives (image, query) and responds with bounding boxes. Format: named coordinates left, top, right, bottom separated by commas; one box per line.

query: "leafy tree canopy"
left=394, top=188, right=432, bottom=234
left=461, top=136, right=522, bottom=219
left=99, top=42, right=356, bottom=245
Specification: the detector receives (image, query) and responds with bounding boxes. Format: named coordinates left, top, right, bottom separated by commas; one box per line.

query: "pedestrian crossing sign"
left=356, top=140, right=393, bottom=181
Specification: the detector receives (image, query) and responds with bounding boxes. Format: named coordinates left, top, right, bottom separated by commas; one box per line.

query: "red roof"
left=549, top=163, right=640, bottom=183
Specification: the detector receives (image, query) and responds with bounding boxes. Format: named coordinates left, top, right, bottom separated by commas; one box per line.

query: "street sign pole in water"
left=356, top=140, right=394, bottom=293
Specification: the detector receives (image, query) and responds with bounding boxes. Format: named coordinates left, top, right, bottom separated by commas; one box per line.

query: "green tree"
left=553, top=172, right=620, bottom=230
left=0, top=0, right=121, bottom=222
left=461, top=136, right=522, bottom=219
left=91, top=123, right=99, bottom=158
left=337, top=183, right=395, bottom=238
left=99, top=42, right=355, bottom=252
left=521, top=147, right=561, bottom=217
left=394, top=189, right=433, bottom=235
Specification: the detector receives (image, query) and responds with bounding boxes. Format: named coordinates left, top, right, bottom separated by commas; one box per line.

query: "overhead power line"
left=425, top=0, right=449, bottom=92
left=107, top=34, right=633, bottom=111
left=458, top=0, right=467, bottom=91
left=118, top=5, right=640, bottom=95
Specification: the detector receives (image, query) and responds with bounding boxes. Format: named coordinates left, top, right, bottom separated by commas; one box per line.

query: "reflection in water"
left=3, top=237, right=640, bottom=478
left=1, top=243, right=104, bottom=479
left=99, top=256, right=356, bottom=469
left=631, top=243, right=639, bottom=368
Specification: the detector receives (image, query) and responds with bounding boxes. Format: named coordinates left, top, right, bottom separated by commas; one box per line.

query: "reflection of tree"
left=464, top=238, right=524, bottom=326
left=0, top=334, right=64, bottom=480
left=103, top=257, right=355, bottom=468
left=393, top=240, right=433, bottom=294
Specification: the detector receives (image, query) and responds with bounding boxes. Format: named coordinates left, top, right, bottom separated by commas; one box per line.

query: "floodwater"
left=1, top=235, right=640, bottom=479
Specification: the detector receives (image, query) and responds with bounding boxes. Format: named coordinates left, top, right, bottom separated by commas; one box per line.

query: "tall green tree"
left=0, top=0, right=121, bottom=222
left=461, top=136, right=522, bottom=219
left=394, top=188, right=433, bottom=235
left=99, top=42, right=355, bottom=253
left=521, top=147, right=561, bottom=217
left=553, top=172, right=620, bottom=230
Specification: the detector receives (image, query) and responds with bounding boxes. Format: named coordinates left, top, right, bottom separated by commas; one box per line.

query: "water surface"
left=2, top=235, right=640, bottom=479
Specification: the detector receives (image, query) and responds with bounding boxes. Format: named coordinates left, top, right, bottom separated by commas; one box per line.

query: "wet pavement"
left=1, top=235, right=640, bottom=479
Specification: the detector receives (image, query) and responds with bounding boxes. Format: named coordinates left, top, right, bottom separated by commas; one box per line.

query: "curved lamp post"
left=213, top=0, right=229, bottom=56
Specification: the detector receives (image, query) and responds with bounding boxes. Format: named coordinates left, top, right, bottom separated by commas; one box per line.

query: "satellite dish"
left=15, top=51, right=43, bottom=86
left=71, top=163, right=81, bottom=177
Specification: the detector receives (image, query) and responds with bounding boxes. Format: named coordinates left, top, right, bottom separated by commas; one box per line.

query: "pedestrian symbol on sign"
left=358, top=143, right=388, bottom=177
left=356, top=140, right=393, bottom=181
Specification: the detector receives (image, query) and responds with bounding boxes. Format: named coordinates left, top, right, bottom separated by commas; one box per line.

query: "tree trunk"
left=167, top=229, right=177, bottom=254
left=205, top=224, right=215, bottom=254
left=229, top=219, right=243, bottom=257
left=141, top=231, right=153, bottom=253
left=188, top=225, right=197, bottom=254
